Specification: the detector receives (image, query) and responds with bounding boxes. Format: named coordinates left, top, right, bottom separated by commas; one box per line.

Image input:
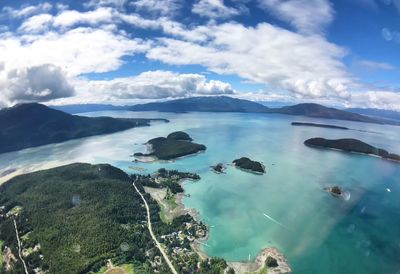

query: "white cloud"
left=192, top=0, right=240, bottom=18
left=258, top=0, right=334, bottom=34
left=147, top=22, right=352, bottom=100
left=131, top=0, right=182, bottom=16
left=19, top=14, right=54, bottom=32
left=0, top=27, right=148, bottom=77
left=357, top=60, right=395, bottom=70
left=2, top=3, right=52, bottom=18
left=85, top=0, right=128, bottom=9
left=0, top=64, right=74, bottom=106
left=53, top=7, right=115, bottom=28
left=72, top=70, right=234, bottom=101
left=349, top=91, right=400, bottom=111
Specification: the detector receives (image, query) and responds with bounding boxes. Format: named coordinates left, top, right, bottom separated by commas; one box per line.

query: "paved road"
left=13, top=219, right=29, bottom=274
left=132, top=181, right=178, bottom=274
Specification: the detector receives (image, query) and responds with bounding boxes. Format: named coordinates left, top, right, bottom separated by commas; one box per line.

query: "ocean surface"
left=1, top=111, right=400, bottom=274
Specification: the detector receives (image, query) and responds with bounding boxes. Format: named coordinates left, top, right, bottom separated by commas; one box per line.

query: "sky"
left=0, top=0, right=400, bottom=110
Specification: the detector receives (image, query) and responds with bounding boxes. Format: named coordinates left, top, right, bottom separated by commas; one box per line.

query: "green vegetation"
left=265, top=256, right=278, bottom=268
left=134, top=132, right=206, bottom=160
left=166, top=131, right=193, bottom=141
left=0, top=163, right=226, bottom=274
left=0, top=240, right=3, bottom=266
left=164, top=190, right=178, bottom=209
left=0, top=103, right=167, bottom=154
left=304, top=138, right=400, bottom=162
left=233, top=157, right=265, bottom=174
left=0, top=163, right=159, bottom=274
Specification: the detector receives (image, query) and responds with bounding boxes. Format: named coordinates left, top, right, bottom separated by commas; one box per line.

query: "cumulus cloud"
left=349, top=90, right=400, bottom=111
left=2, top=3, right=52, bottom=18
left=147, top=22, right=352, bottom=100
left=3, top=1, right=400, bottom=110
left=131, top=0, right=182, bottom=17
left=85, top=0, right=128, bottom=9
left=192, top=0, right=240, bottom=18
left=73, top=70, right=234, bottom=101
left=0, top=64, right=74, bottom=106
left=258, top=0, right=334, bottom=34
left=0, top=27, right=148, bottom=77
left=19, top=14, right=54, bottom=32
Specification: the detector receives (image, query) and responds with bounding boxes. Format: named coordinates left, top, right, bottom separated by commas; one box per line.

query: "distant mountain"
left=268, top=103, right=388, bottom=124
left=128, top=96, right=268, bottom=113
left=127, top=96, right=397, bottom=125
left=0, top=103, right=165, bottom=154
left=346, top=108, right=400, bottom=122
left=50, top=104, right=127, bottom=114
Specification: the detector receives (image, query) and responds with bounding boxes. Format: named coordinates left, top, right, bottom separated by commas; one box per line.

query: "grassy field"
left=95, top=264, right=134, bottom=274
left=164, top=193, right=178, bottom=210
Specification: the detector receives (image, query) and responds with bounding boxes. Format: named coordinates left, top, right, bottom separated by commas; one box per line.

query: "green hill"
left=0, top=103, right=167, bottom=154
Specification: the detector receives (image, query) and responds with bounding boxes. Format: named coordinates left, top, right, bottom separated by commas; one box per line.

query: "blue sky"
left=0, top=0, right=399, bottom=109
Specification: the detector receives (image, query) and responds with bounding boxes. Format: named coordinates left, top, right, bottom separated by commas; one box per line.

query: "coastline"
left=133, top=146, right=206, bottom=163
left=306, top=144, right=400, bottom=164
left=143, top=177, right=291, bottom=273
left=0, top=160, right=70, bottom=185
left=232, top=162, right=266, bottom=175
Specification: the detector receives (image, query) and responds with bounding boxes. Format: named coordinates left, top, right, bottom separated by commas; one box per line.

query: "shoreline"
left=0, top=160, right=70, bottom=185
left=133, top=149, right=206, bottom=163
left=143, top=177, right=291, bottom=273
left=232, top=163, right=266, bottom=175
left=306, top=144, right=400, bottom=164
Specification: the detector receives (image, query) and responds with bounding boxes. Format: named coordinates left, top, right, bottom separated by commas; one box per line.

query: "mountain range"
left=127, top=96, right=397, bottom=125
left=51, top=96, right=399, bottom=125
left=346, top=108, right=400, bottom=122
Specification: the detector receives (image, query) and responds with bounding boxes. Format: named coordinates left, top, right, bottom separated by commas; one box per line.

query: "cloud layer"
left=0, top=1, right=398, bottom=110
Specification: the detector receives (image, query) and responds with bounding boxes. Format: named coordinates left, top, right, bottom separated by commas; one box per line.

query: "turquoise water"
left=1, top=111, right=400, bottom=273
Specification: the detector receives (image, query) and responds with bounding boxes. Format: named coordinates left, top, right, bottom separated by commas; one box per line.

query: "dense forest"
left=0, top=163, right=227, bottom=274
left=0, top=103, right=167, bottom=154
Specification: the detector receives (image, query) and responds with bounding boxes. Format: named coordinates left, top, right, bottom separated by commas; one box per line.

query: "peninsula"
left=0, top=103, right=167, bottom=154
left=0, top=163, right=227, bottom=274
left=233, top=157, right=266, bottom=174
left=134, top=131, right=206, bottom=161
left=304, top=138, right=400, bottom=163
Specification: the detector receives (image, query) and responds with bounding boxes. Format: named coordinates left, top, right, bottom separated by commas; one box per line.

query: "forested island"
left=134, top=131, right=206, bottom=161
left=0, top=103, right=168, bottom=154
left=232, top=157, right=265, bottom=174
left=304, top=138, right=400, bottom=163
left=291, top=122, right=348, bottom=130
left=0, top=163, right=228, bottom=274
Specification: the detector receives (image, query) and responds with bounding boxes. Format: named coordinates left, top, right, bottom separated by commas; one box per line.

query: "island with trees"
left=304, top=138, right=400, bottom=163
left=134, top=131, right=206, bottom=161
left=232, top=157, right=266, bottom=174
left=291, top=122, right=349, bottom=130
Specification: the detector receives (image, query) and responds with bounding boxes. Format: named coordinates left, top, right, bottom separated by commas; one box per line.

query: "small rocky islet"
left=211, top=163, right=226, bottom=174
left=324, top=186, right=344, bottom=198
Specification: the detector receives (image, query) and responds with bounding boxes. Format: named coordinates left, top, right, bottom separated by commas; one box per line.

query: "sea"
left=1, top=111, right=400, bottom=274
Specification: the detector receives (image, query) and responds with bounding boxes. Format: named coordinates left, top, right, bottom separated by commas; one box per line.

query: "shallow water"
left=1, top=111, right=400, bottom=274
